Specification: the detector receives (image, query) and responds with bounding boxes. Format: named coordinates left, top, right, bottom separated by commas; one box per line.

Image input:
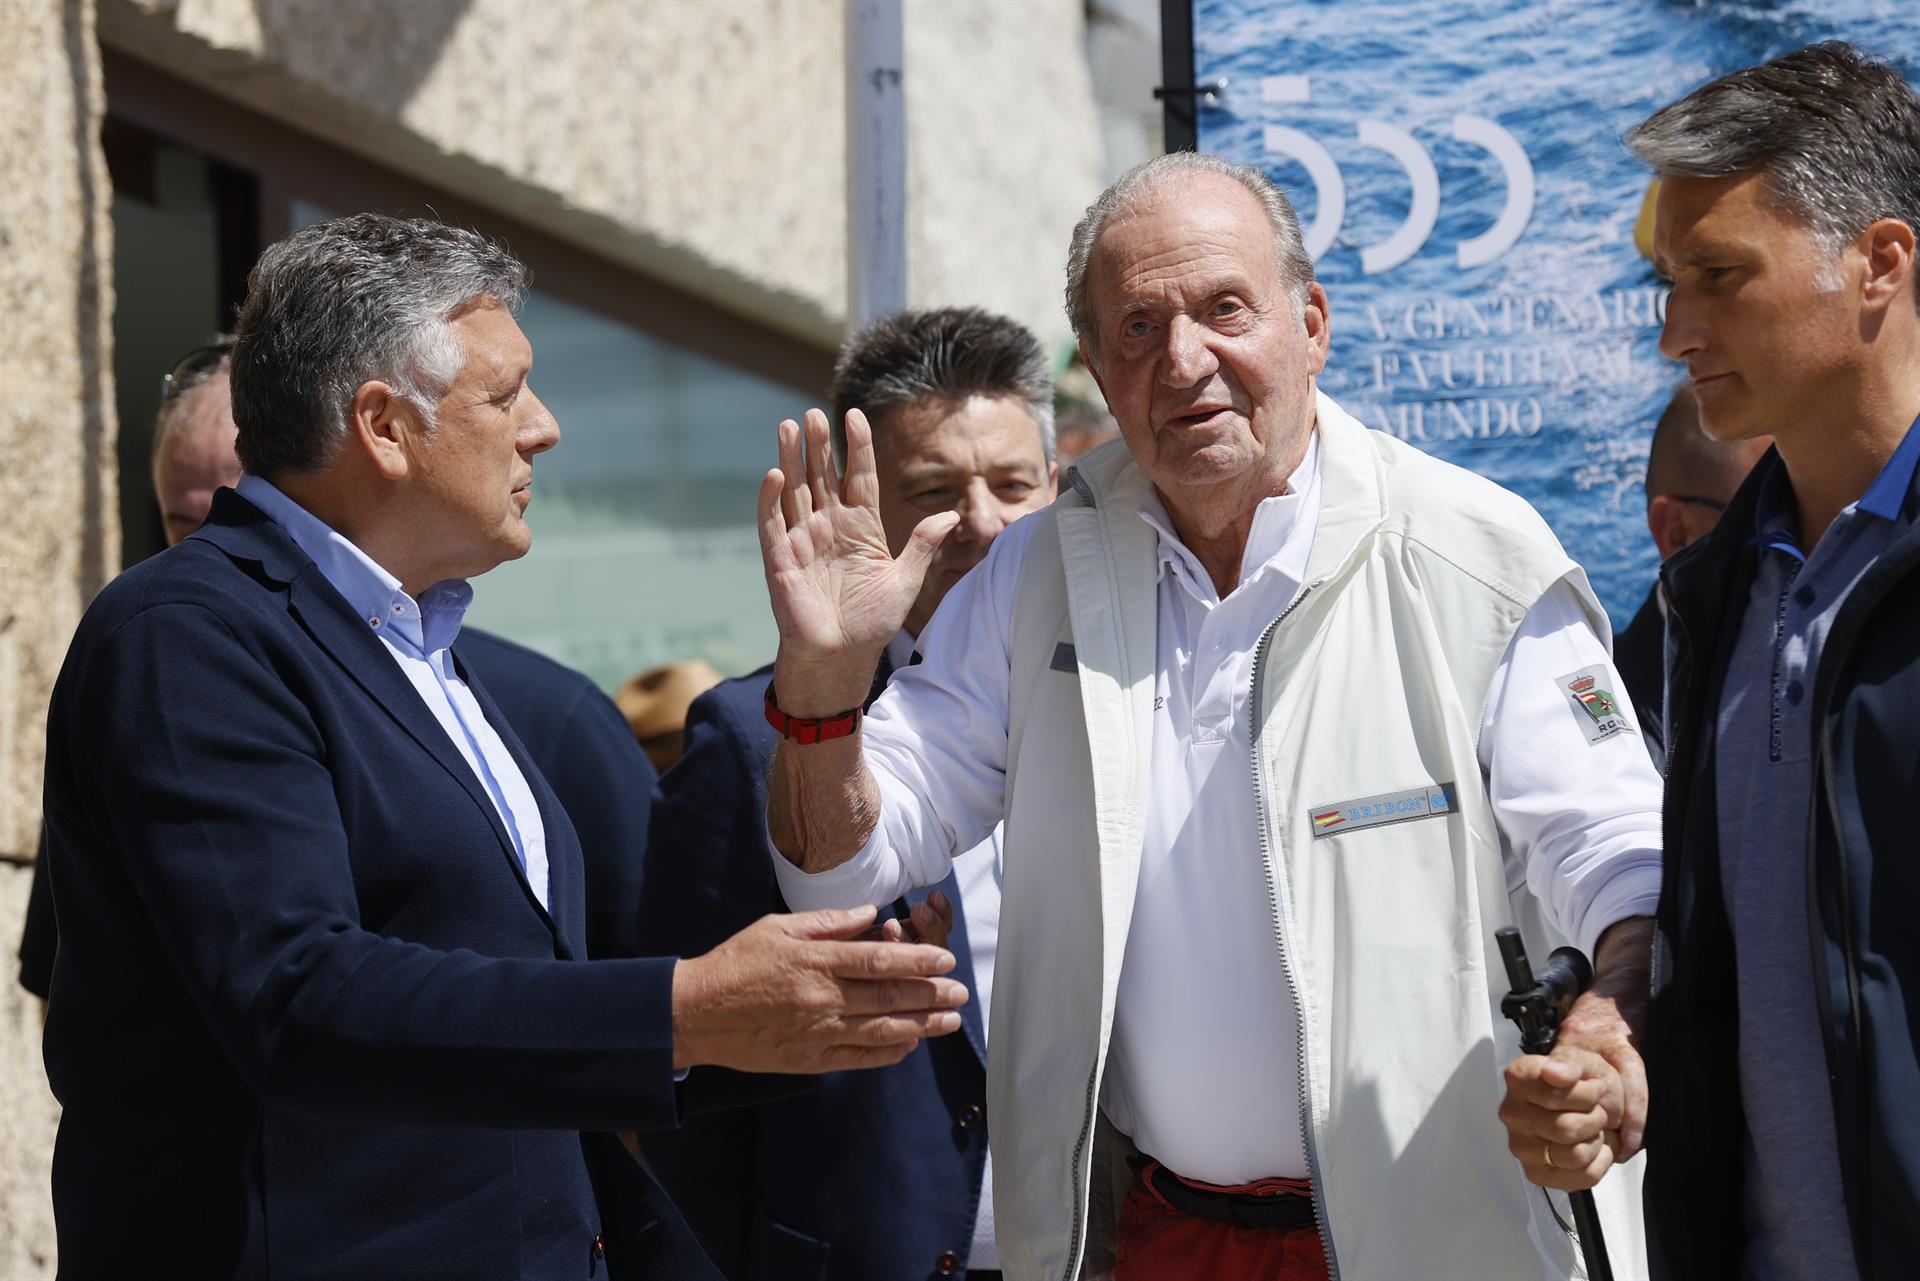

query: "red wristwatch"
left=763, top=683, right=863, bottom=744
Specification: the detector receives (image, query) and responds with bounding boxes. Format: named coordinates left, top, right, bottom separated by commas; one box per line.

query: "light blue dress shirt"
left=235, top=474, right=551, bottom=910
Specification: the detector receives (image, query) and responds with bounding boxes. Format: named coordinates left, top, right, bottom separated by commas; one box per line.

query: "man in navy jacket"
left=21, top=344, right=661, bottom=999
left=1501, top=43, right=1920, bottom=1280
left=39, top=213, right=968, bottom=1280
left=641, top=308, right=1057, bottom=1281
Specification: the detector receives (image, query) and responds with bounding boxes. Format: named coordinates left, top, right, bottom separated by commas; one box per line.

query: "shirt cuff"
left=766, top=820, right=896, bottom=912
left=1570, top=861, right=1662, bottom=961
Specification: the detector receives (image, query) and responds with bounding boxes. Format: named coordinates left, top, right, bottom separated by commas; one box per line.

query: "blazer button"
left=935, top=1249, right=960, bottom=1275
left=957, top=1103, right=984, bottom=1132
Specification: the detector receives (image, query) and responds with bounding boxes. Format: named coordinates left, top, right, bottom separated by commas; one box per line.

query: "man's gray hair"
left=230, top=213, right=529, bottom=476
left=829, top=306, right=1056, bottom=462
left=1626, top=42, right=1920, bottom=265
left=1065, top=151, right=1316, bottom=358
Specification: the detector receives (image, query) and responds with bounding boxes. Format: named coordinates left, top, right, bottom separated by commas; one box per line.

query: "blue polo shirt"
left=1715, top=416, right=1920, bottom=1280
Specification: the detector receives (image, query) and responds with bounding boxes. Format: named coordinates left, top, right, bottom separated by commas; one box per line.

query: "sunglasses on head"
left=159, top=338, right=237, bottom=404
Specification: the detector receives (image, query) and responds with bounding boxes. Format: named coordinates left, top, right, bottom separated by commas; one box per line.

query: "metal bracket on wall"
left=1153, top=81, right=1228, bottom=108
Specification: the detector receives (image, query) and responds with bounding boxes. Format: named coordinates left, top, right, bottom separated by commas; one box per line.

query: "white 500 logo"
left=1260, top=76, right=1535, bottom=274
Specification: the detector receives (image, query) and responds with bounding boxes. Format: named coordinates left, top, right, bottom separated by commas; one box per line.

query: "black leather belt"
left=1142, top=1160, right=1317, bottom=1231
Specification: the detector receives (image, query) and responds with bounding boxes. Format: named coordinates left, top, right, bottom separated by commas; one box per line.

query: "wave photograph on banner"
left=1192, top=0, right=1920, bottom=622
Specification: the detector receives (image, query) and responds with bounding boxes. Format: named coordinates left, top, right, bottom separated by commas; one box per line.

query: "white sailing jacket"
left=988, top=393, right=1649, bottom=1279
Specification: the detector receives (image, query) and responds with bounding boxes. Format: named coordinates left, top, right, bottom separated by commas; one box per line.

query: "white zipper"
left=1247, top=583, right=1342, bottom=1280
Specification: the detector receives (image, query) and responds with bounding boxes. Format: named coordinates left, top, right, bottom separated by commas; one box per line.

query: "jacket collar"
left=1301, top=390, right=1389, bottom=590
left=188, top=485, right=314, bottom=585
left=1061, top=389, right=1385, bottom=597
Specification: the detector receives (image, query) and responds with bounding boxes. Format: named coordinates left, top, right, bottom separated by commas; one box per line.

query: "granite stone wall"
left=0, top=0, right=116, bottom=1271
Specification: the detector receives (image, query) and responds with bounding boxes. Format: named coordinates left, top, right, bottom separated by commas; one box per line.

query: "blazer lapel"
left=457, top=647, right=574, bottom=954
left=284, top=567, right=536, bottom=877
left=194, top=489, right=556, bottom=937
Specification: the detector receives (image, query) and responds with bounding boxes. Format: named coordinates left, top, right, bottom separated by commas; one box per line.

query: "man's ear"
left=1647, top=494, right=1691, bottom=562
left=1302, top=282, right=1332, bottom=375
left=1046, top=459, right=1060, bottom=498
left=1859, top=217, right=1916, bottom=315
left=349, top=381, right=413, bottom=481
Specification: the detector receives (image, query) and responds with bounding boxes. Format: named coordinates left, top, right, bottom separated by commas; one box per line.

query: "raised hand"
left=757, top=408, right=959, bottom=714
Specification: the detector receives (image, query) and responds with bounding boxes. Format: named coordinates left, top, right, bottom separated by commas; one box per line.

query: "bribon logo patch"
left=1557, top=665, right=1635, bottom=745
left=1308, top=783, right=1456, bottom=840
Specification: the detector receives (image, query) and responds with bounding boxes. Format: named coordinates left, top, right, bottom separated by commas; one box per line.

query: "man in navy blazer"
left=641, top=308, right=1058, bottom=1281
left=20, top=342, right=661, bottom=1000
left=39, top=214, right=969, bottom=1281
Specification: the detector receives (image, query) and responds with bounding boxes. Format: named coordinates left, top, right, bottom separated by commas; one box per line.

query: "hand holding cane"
left=1496, top=926, right=1614, bottom=1281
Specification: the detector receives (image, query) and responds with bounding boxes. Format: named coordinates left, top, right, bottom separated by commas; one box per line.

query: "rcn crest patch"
left=1308, top=783, right=1456, bottom=840
left=1557, top=665, right=1635, bottom=745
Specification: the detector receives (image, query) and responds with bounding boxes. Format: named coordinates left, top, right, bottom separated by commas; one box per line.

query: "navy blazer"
left=40, top=489, right=717, bottom=1281
left=457, top=628, right=658, bottom=960
left=20, top=628, right=655, bottom=998
left=639, top=663, right=990, bottom=1281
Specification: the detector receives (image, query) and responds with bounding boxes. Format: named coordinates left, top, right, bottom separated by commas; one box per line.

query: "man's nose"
left=1162, top=315, right=1220, bottom=387
left=520, top=388, right=560, bottom=456
left=1658, top=289, right=1704, bottom=363
left=951, top=479, right=1008, bottom=544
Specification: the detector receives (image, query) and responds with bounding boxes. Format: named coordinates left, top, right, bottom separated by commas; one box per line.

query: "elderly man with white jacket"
left=755, top=152, right=1660, bottom=1281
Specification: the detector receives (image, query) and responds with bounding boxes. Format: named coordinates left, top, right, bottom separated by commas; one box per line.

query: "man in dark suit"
left=39, top=213, right=969, bottom=1280
left=20, top=340, right=661, bottom=999
left=1612, top=385, right=1769, bottom=765
left=641, top=307, right=1058, bottom=1281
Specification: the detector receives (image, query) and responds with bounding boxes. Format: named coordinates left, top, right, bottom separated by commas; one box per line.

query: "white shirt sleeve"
left=1477, top=577, right=1664, bottom=959
left=768, top=511, right=1039, bottom=913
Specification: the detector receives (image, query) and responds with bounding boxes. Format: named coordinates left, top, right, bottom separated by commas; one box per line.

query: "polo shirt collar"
left=1137, top=428, right=1320, bottom=603
left=1748, top=410, right=1920, bottom=563
left=1858, top=410, right=1920, bottom=521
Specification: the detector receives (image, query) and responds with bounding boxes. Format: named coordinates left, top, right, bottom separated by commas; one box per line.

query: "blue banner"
left=1192, top=0, right=1920, bottom=623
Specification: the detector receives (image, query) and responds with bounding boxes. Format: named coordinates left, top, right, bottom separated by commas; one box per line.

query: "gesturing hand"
left=670, top=905, right=969, bottom=1075
left=758, top=408, right=959, bottom=714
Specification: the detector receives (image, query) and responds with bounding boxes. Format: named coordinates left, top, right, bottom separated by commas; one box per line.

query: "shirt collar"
left=1137, top=428, right=1322, bottom=605
left=1859, top=410, right=1920, bottom=521
left=1748, top=456, right=1804, bottom=563
left=235, top=473, right=473, bottom=655
left=1748, top=409, right=1920, bottom=562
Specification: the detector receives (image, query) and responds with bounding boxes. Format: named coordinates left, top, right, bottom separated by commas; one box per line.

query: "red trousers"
left=1114, top=1160, right=1329, bottom=1281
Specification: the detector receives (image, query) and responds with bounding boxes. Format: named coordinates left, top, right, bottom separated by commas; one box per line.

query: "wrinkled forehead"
left=1651, top=169, right=1817, bottom=273
left=1091, top=176, right=1281, bottom=302
left=875, top=392, right=1048, bottom=470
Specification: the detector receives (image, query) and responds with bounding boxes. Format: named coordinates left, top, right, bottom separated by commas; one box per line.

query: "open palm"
left=757, top=408, right=957, bottom=709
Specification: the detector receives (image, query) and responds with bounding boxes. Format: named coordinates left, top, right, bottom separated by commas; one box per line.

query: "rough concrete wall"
left=106, top=0, right=849, bottom=340
left=907, top=0, right=1106, bottom=353
left=0, top=0, right=116, bottom=1271
left=103, top=0, right=1104, bottom=350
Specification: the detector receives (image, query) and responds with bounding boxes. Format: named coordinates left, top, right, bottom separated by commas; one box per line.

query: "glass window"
left=107, top=118, right=256, bottom=567
left=468, top=288, right=812, bottom=687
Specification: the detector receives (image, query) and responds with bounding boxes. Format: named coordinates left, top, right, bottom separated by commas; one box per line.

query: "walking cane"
left=1495, top=926, right=1615, bottom=1281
